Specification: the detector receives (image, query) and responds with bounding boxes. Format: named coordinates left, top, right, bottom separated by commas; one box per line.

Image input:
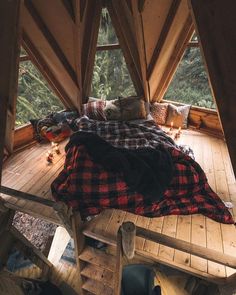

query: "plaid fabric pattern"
left=82, top=101, right=106, bottom=121
left=51, top=117, right=234, bottom=224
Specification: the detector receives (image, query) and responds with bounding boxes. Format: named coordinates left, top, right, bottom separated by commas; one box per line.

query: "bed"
left=51, top=116, right=233, bottom=224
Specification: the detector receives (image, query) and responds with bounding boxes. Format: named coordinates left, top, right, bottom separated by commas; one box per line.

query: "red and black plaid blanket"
left=51, top=117, right=234, bottom=224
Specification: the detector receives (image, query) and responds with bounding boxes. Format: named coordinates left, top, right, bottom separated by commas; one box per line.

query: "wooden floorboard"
left=2, top=129, right=236, bottom=281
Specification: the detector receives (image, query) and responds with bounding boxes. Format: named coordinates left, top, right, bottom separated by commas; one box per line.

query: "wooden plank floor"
left=83, top=130, right=236, bottom=281
left=1, top=140, right=68, bottom=224
left=2, top=129, right=236, bottom=281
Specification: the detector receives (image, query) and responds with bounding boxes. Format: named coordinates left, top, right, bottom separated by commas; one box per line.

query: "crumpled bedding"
left=51, top=117, right=234, bottom=224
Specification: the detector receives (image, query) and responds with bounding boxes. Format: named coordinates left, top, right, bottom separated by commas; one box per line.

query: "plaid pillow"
left=82, top=100, right=106, bottom=121
left=150, top=102, right=168, bottom=125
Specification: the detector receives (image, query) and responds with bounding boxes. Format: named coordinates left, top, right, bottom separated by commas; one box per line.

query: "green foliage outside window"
left=16, top=61, right=64, bottom=127
left=91, top=8, right=136, bottom=99
left=91, top=50, right=136, bottom=100
left=164, top=47, right=216, bottom=109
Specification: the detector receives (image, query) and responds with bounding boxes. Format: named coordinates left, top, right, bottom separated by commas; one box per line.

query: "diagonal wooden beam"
left=11, top=226, right=52, bottom=275
left=61, top=0, right=75, bottom=22
left=153, top=15, right=194, bottom=101
left=0, top=0, right=22, bottom=169
left=138, top=0, right=146, bottom=13
left=147, top=0, right=181, bottom=80
left=131, top=0, right=150, bottom=101
left=81, top=0, right=102, bottom=99
left=24, top=0, right=78, bottom=87
left=22, top=31, right=74, bottom=109
left=189, top=0, right=236, bottom=176
left=107, top=0, right=144, bottom=96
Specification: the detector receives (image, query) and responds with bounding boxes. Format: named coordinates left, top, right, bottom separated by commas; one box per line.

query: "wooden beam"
left=138, top=0, right=146, bottom=13
left=79, top=0, right=87, bottom=22
left=81, top=0, right=102, bottom=99
left=131, top=0, right=150, bottom=100
left=73, top=0, right=83, bottom=113
left=10, top=226, right=52, bottom=275
left=0, top=209, right=15, bottom=235
left=187, top=41, right=199, bottom=47
left=22, top=32, right=73, bottom=109
left=189, top=0, right=236, bottom=176
left=0, top=185, right=55, bottom=207
left=19, top=55, right=30, bottom=62
left=96, top=44, right=120, bottom=51
left=114, top=228, right=123, bottom=295
left=0, top=230, right=16, bottom=267
left=71, top=212, right=85, bottom=294
left=153, top=15, right=194, bottom=101
left=0, top=0, right=22, bottom=158
left=53, top=202, right=73, bottom=236
left=107, top=0, right=144, bottom=96
left=147, top=0, right=181, bottom=80
left=136, top=226, right=236, bottom=269
left=120, top=222, right=136, bottom=259
left=61, top=0, right=75, bottom=22
left=24, top=0, right=78, bottom=87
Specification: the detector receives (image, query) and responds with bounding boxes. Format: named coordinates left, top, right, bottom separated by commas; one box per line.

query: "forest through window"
left=16, top=53, right=64, bottom=127
left=16, top=23, right=216, bottom=128
left=90, top=8, right=136, bottom=99
left=164, top=42, right=216, bottom=109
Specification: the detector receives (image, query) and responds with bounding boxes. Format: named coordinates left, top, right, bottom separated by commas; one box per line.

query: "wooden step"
left=82, top=278, right=113, bottom=295
left=82, top=209, right=117, bottom=246
left=81, top=264, right=114, bottom=289
left=79, top=246, right=116, bottom=272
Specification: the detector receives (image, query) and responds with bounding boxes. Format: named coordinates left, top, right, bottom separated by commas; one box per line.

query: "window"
left=90, top=8, right=136, bottom=99
left=16, top=51, right=64, bottom=127
left=164, top=37, right=216, bottom=110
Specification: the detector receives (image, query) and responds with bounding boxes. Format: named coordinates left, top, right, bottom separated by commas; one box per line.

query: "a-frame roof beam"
left=154, top=15, right=194, bottom=101
left=147, top=0, right=181, bottom=80
left=107, top=0, right=144, bottom=96
left=25, top=0, right=78, bottom=87
left=0, top=0, right=22, bottom=176
left=131, top=0, right=150, bottom=100
left=80, top=0, right=102, bottom=99
left=189, top=0, right=236, bottom=176
left=61, top=0, right=75, bottom=22
left=22, top=32, right=73, bottom=110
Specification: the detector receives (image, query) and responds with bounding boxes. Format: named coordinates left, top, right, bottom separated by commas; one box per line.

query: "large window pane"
left=164, top=47, right=216, bottom=109
left=16, top=61, right=64, bottom=127
left=97, top=8, right=118, bottom=45
left=91, top=49, right=136, bottom=99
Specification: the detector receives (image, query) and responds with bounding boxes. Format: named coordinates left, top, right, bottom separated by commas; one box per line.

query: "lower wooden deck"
left=2, top=129, right=236, bottom=281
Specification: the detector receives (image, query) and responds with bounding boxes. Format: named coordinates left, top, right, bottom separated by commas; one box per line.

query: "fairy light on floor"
left=46, top=142, right=61, bottom=164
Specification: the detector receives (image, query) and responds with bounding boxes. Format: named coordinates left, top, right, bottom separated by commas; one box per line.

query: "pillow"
left=104, top=96, right=147, bottom=121
left=166, top=104, right=191, bottom=129
left=82, top=100, right=106, bottom=120
left=29, top=111, right=77, bottom=142
left=150, top=102, right=168, bottom=125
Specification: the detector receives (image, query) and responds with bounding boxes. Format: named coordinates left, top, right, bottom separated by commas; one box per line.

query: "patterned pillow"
left=82, top=100, right=106, bottom=121
left=150, top=102, right=168, bottom=125
left=104, top=96, right=147, bottom=121
left=166, top=104, right=191, bottom=129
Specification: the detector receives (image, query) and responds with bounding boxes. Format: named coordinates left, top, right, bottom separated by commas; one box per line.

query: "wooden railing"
left=114, top=221, right=236, bottom=293
left=0, top=185, right=73, bottom=236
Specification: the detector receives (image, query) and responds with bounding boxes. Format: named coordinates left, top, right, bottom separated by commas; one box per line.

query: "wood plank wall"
left=0, top=0, right=22, bottom=177
left=189, top=0, right=236, bottom=174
